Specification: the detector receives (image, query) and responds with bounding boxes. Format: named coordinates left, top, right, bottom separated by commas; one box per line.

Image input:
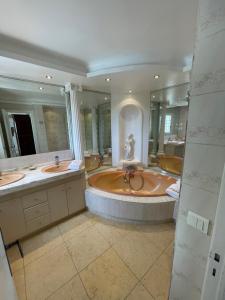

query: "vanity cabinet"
left=48, top=184, right=68, bottom=222
left=66, top=178, right=85, bottom=214
left=0, top=172, right=85, bottom=245
left=0, top=198, right=26, bottom=244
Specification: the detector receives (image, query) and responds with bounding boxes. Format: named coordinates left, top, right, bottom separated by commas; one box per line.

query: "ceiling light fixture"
left=105, top=78, right=111, bottom=82
left=154, top=74, right=160, bottom=79
left=104, top=97, right=108, bottom=101
left=128, top=90, right=132, bottom=94
left=152, top=95, right=155, bottom=99
left=45, top=75, right=52, bottom=80
left=39, top=87, right=44, bottom=91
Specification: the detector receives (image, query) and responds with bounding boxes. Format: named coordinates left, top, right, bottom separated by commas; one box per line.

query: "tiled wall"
left=170, top=0, right=225, bottom=299
left=43, top=106, right=69, bottom=152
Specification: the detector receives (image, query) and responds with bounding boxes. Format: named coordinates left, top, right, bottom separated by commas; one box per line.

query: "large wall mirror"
left=78, top=90, right=112, bottom=172
left=0, top=76, right=69, bottom=159
left=149, top=83, right=190, bottom=175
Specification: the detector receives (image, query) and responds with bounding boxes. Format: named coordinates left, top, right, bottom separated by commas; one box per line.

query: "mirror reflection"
left=149, top=83, right=189, bottom=175
left=0, top=77, right=69, bottom=159
left=78, top=91, right=112, bottom=172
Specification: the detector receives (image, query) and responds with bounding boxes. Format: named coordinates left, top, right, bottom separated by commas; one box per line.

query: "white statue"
left=125, top=134, right=135, bottom=161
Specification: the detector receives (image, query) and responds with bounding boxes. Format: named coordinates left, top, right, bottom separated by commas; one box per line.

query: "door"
left=48, top=185, right=68, bottom=222
left=12, top=114, right=36, bottom=156
left=201, top=164, right=225, bottom=300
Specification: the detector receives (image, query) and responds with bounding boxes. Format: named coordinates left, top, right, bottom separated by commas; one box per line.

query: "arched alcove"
left=119, top=104, right=143, bottom=163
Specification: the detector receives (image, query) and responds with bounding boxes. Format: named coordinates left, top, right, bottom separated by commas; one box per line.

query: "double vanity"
left=0, top=161, right=86, bottom=245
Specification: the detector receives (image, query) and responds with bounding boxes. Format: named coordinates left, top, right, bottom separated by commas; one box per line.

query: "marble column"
left=157, top=103, right=166, bottom=155
left=151, top=102, right=160, bottom=155
left=65, top=83, right=84, bottom=162
left=91, top=107, right=98, bottom=154
left=64, top=91, right=74, bottom=152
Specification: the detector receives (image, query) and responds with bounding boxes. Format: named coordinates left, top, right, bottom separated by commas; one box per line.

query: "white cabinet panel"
left=48, top=184, right=68, bottom=222
left=26, top=214, right=51, bottom=234
left=66, top=177, right=85, bottom=215
left=0, top=198, right=26, bottom=244
left=22, top=190, right=47, bottom=209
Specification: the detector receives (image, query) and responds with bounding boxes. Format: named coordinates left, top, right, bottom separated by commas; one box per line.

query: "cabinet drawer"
left=26, top=214, right=50, bottom=234
left=24, top=202, right=49, bottom=222
left=22, top=191, right=47, bottom=209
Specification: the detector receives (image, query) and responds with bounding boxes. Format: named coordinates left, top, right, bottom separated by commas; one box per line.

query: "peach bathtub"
left=85, top=155, right=100, bottom=172
left=159, top=155, right=183, bottom=175
left=88, top=170, right=176, bottom=197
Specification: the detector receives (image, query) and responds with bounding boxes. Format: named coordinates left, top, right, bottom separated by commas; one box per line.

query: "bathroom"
left=0, top=0, right=225, bottom=299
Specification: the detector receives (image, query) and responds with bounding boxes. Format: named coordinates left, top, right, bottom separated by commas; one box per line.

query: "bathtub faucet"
left=123, top=165, right=137, bottom=182
left=55, top=155, right=60, bottom=166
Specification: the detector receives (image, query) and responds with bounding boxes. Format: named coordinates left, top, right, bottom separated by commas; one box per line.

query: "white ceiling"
left=0, top=0, right=198, bottom=93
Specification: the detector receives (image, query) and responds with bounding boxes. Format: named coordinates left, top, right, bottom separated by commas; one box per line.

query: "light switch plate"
left=187, top=211, right=209, bottom=235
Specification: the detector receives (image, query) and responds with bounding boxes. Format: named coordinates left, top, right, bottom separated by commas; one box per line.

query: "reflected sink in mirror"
left=0, top=172, right=25, bottom=187
left=41, top=161, right=71, bottom=173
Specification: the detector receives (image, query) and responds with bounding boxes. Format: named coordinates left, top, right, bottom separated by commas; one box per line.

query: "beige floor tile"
left=7, top=245, right=24, bottom=273
left=80, top=248, right=137, bottom=300
left=94, top=221, right=128, bottom=245
left=113, top=231, right=161, bottom=279
left=65, top=226, right=110, bottom=271
left=156, top=253, right=173, bottom=273
left=58, top=212, right=96, bottom=241
left=47, top=275, right=89, bottom=300
left=165, top=242, right=174, bottom=257
left=25, top=244, right=77, bottom=300
left=126, top=283, right=154, bottom=300
left=21, top=226, right=64, bottom=266
left=142, top=263, right=171, bottom=300
left=13, top=268, right=26, bottom=300
left=137, top=223, right=175, bottom=251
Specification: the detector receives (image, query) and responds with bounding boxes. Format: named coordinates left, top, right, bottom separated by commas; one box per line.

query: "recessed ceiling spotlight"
left=105, top=78, right=111, bottom=82
left=152, top=95, right=155, bottom=99
left=154, top=74, right=160, bottom=79
left=45, top=75, right=52, bottom=80
left=39, top=86, right=44, bottom=91
left=104, top=96, right=108, bottom=101
left=128, top=90, right=132, bottom=94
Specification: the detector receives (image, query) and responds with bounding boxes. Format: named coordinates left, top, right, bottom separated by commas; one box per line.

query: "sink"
left=0, top=172, right=25, bottom=187
left=42, top=161, right=71, bottom=173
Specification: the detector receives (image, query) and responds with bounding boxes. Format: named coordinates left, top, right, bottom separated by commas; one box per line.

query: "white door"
left=201, top=164, right=225, bottom=300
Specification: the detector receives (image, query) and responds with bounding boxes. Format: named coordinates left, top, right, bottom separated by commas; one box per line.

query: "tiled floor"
left=7, top=211, right=175, bottom=300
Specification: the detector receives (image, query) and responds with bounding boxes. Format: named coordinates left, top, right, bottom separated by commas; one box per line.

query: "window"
left=165, top=114, right=172, bottom=134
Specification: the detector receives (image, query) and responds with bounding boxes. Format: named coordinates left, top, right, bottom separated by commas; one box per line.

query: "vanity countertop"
left=0, top=163, right=85, bottom=198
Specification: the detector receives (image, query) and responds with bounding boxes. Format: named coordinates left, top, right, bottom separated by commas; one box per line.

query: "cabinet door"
left=0, top=198, right=26, bottom=244
left=66, top=176, right=85, bottom=215
left=48, top=184, right=68, bottom=222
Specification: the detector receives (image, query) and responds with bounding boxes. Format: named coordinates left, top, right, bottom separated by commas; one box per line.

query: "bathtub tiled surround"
left=7, top=211, right=175, bottom=300
left=171, top=0, right=225, bottom=298
left=86, top=187, right=175, bottom=223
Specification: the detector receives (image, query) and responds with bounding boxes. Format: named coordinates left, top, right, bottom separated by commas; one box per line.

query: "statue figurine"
left=125, top=134, right=135, bottom=161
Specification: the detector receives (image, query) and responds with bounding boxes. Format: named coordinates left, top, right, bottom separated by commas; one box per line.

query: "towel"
left=166, top=179, right=181, bottom=220
left=68, top=160, right=83, bottom=170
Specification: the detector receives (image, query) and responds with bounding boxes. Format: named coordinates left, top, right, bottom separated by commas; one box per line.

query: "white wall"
left=111, top=91, right=150, bottom=167
left=170, top=0, right=225, bottom=299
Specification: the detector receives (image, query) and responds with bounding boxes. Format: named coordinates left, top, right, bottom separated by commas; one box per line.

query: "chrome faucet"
left=55, top=156, right=60, bottom=166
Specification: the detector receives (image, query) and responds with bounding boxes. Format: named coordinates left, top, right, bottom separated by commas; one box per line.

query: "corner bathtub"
left=159, top=155, right=183, bottom=176
left=86, top=170, right=176, bottom=223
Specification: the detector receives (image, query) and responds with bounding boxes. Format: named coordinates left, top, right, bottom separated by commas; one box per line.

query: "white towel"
left=166, top=179, right=181, bottom=220
left=68, top=160, right=83, bottom=170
